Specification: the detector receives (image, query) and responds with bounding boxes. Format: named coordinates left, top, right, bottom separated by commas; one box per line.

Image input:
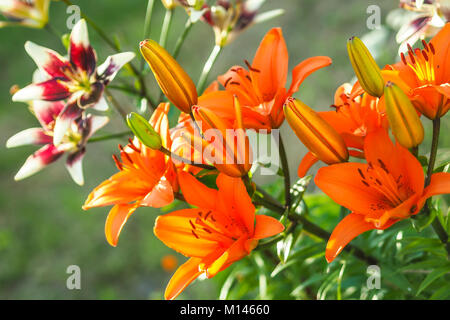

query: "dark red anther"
left=401, top=52, right=407, bottom=65
left=244, top=59, right=260, bottom=73
left=112, top=154, right=123, bottom=171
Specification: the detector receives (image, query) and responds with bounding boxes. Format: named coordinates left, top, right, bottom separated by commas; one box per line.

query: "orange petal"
left=326, top=212, right=375, bottom=263
left=216, top=173, right=255, bottom=235
left=165, top=257, right=202, bottom=300
left=178, top=171, right=218, bottom=210
left=253, top=215, right=285, bottom=240
left=204, top=80, right=219, bottom=94
left=288, top=56, right=332, bottom=95
left=150, top=102, right=171, bottom=149
left=364, top=129, right=424, bottom=195
left=430, top=23, right=450, bottom=84
left=197, top=91, right=235, bottom=120
left=298, top=151, right=319, bottom=178
left=141, top=177, right=174, bottom=208
left=251, top=28, right=288, bottom=102
left=206, top=237, right=248, bottom=278
left=315, top=162, right=388, bottom=215
left=421, top=172, right=450, bottom=205
left=83, top=171, right=149, bottom=209
left=154, top=209, right=223, bottom=258
left=105, top=203, right=139, bottom=247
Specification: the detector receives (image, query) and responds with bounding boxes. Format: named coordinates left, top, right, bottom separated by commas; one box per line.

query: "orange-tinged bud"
left=347, top=36, right=384, bottom=98
left=191, top=96, right=252, bottom=177
left=384, top=82, right=424, bottom=149
left=140, top=39, right=197, bottom=113
left=284, top=98, right=349, bottom=164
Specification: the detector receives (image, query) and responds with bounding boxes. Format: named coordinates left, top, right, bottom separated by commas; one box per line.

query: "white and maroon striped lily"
left=12, top=19, right=135, bottom=145
left=201, top=0, right=284, bottom=46
left=6, top=99, right=109, bottom=185
left=0, top=0, right=50, bottom=28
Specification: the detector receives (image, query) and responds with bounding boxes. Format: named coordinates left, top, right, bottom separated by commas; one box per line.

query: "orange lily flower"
left=216, top=27, right=332, bottom=130
left=83, top=103, right=177, bottom=246
left=315, top=129, right=450, bottom=263
left=154, top=171, right=285, bottom=300
left=297, top=82, right=388, bottom=177
left=385, top=23, right=450, bottom=119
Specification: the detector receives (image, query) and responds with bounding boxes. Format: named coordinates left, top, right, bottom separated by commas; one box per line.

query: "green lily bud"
left=347, top=36, right=384, bottom=97
left=126, top=112, right=162, bottom=150
left=384, top=82, right=424, bottom=149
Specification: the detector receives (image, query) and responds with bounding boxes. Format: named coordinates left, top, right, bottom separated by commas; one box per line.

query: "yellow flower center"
left=401, top=40, right=436, bottom=85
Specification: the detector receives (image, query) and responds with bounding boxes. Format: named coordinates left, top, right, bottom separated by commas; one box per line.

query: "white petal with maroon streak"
left=88, top=115, right=109, bottom=138
left=14, top=144, right=64, bottom=181
left=66, top=149, right=86, bottom=186
left=12, top=79, right=71, bottom=102
left=32, top=100, right=65, bottom=129
left=25, top=41, right=69, bottom=79
left=91, top=96, right=109, bottom=111
left=97, top=52, right=135, bottom=84
left=69, top=19, right=97, bottom=75
left=53, top=102, right=82, bottom=146
left=6, top=128, right=51, bottom=148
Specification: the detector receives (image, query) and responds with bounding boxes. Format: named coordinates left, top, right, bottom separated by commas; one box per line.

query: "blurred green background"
left=0, top=0, right=448, bottom=299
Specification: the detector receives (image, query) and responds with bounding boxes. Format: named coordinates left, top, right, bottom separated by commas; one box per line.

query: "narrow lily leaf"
left=253, top=9, right=285, bottom=25
left=416, top=266, right=450, bottom=296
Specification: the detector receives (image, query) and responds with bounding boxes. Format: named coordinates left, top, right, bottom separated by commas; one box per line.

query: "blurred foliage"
left=0, top=0, right=449, bottom=300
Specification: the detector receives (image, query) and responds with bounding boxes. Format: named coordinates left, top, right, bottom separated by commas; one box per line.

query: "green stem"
left=159, top=146, right=216, bottom=171
left=140, top=0, right=156, bottom=71
left=108, top=84, right=141, bottom=96
left=173, top=18, right=194, bottom=59
left=278, top=134, right=291, bottom=210
left=44, top=23, right=63, bottom=47
left=425, top=118, right=440, bottom=186
left=423, top=118, right=449, bottom=255
left=157, top=17, right=194, bottom=104
left=104, top=88, right=127, bottom=121
left=159, top=9, right=174, bottom=49
left=88, top=131, right=132, bottom=143
left=197, top=44, right=222, bottom=93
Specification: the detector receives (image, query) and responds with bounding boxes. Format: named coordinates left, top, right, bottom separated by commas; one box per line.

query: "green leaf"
left=61, top=34, right=70, bottom=50
left=416, top=266, right=450, bottom=296
left=253, top=253, right=269, bottom=299
left=219, top=269, right=237, bottom=300
left=290, top=274, right=324, bottom=298
left=271, top=258, right=300, bottom=278
left=433, top=148, right=450, bottom=173
left=290, top=175, right=312, bottom=213
left=276, top=233, right=294, bottom=264
left=411, top=207, right=436, bottom=232
left=430, top=284, right=450, bottom=300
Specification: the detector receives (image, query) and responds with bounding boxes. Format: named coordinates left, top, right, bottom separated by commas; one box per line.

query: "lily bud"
left=284, top=98, right=349, bottom=165
left=126, top=112, right=162, bottom=150
left=384, top=82, right=424, bottom=149
left=191, top=96, right=252, bottom=177
left=140, top=39, right=197, bottom=113
left=347, top=36, right=384, bottom=98
left=161, top=0, right=178, bottom=10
